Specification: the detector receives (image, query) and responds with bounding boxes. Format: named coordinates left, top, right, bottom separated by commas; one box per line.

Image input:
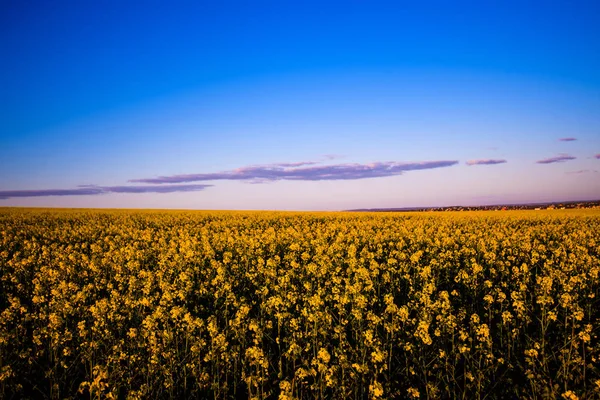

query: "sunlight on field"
left=1, top=208, right=599, bottom=399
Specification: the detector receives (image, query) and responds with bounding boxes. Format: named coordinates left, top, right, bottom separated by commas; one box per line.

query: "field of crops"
left=1, top=208, right=599, bottom=399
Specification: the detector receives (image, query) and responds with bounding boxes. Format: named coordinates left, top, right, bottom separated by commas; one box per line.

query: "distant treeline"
left=349, top=200, right=600, bottom=213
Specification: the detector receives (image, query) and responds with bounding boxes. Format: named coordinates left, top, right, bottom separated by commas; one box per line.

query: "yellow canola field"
left=1, top=209, right=599, bottom=399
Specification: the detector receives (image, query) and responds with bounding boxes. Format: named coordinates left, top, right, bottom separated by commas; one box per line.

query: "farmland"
left=1, top=208, right=599, bottom=399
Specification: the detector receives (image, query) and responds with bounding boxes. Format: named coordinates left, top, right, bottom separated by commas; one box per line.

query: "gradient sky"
left=1, top=0, right=599, bottom=210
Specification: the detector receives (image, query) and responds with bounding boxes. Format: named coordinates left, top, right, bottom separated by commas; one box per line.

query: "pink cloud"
left=536, top=154, right=576, bottom=164
left=466, top=159, right=507, bottom=166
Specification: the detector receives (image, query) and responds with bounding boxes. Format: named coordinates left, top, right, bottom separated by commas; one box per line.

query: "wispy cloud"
left=0, top=187, right=105, bottom=199
left=322, top=154, right=344, bottom=160
left=595, top=154, right=600, bottom=159
left=0, top=184, right=212, bottom=200
left=130, top=160, right=460, bottom=184
left=536, top=154, right=576, bottom=164
left=466, top=159, right=507, bottom=166
left=558, top=137, right=577, bottom=142
left=100, top=184, right=212, bottom=194
left=267, top=161, right=319, bottom=168
left=566, top=170, right=598, bottom=175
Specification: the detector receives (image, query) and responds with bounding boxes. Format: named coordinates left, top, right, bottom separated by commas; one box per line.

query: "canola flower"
left=0, top=208, right=599, bottom=399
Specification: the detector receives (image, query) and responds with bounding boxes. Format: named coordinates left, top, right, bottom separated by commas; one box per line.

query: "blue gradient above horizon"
left=1, top=1, right=599, bottom=210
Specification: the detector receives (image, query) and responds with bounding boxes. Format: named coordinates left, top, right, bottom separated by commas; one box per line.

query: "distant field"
left=1, top=209, right=599, bottom=399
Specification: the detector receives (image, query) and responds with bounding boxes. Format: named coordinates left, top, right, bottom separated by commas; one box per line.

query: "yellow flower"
left=562, top=390, right=579, bottom=400
left=525, top=349, right=538, bottom=358
left=317, top=348, right=331, bottom=364
left=407, top=387, right=420, bottom=399
left=370, top=381, right=384, bottom=398
left=476, top=324, right=490, bottom=342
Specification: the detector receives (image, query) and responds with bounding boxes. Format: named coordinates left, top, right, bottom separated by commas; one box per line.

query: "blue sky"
left=1, top=0, right=599, bottom=210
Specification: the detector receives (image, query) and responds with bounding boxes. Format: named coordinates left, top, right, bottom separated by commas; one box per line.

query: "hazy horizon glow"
left=1, top=1, right=599, bottom=210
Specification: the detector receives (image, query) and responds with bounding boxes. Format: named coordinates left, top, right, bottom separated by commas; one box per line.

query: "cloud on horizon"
left=566, top=170, right=598, bottom=174
left=129, top=160, right=460, bottom=184
left=595, top=154, right=600, bottom=159
left=536, top=154, right=576, bottom=164
left=466, top=159, right=507, bottom=166
left=0, top=184, right=212, bottom=200
left=558, top=137, right=577, bottom=142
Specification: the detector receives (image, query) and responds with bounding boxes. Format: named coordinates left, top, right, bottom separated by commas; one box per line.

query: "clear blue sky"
left=1, top=0, right=599, bottom=210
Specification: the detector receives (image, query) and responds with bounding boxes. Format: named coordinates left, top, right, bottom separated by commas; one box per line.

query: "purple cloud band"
left=595, top=154, right=600, bottom=159
left=0, top=184, right=212, bottom=200
left=129, top=160, right=460, bottom=184
left=466, top=159, right=507, bottom=166
left=558, top=137, right=577, bottom=142
left=536, top=154, right=576, bottom=164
